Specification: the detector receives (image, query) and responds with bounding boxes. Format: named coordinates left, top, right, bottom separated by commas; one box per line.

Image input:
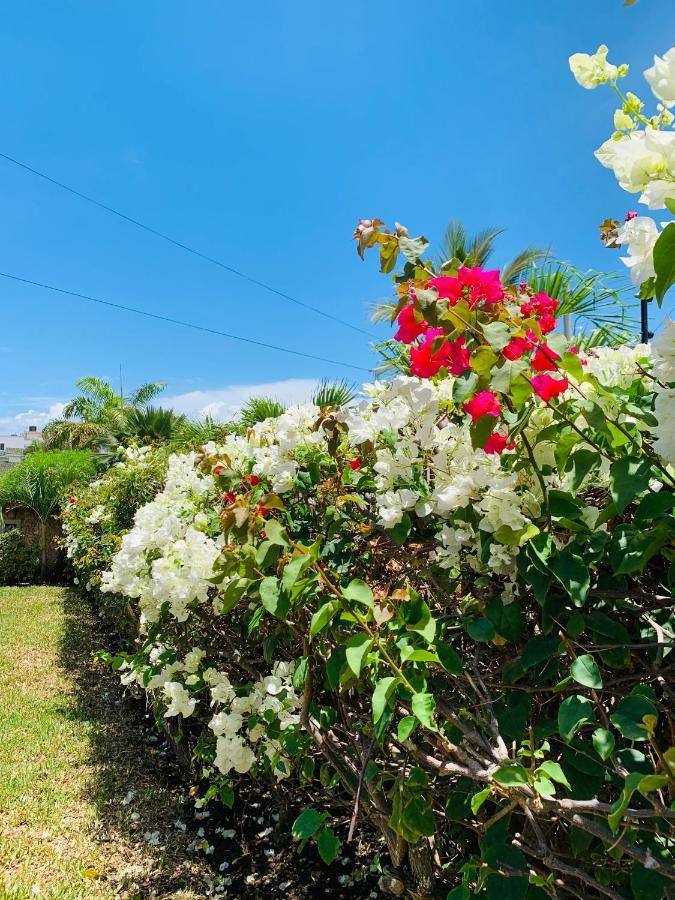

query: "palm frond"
left=525, top=260, right=638, bottom=341
left=312, top=379, right=357, bottom=409
left=466, top=227, right=504, bottom=268
left=501, top=246, right=548, bottom=285
left=240, top=397, right=287, bottom=428
left=130, top=382, right=167, bottom=406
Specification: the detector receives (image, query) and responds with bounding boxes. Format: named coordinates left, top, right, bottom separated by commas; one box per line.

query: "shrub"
left=0, top=450, right=97, bottom=579
left=0, top=529, right=39, bottom=584
left=62, top=445, right=169, bottom=623
left=92, top=274, right=674, bottom=898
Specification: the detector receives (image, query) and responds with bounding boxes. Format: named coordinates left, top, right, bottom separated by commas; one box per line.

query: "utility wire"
left=0, top=271, right=372, bottom=373
left=0, top=150, right=373, bottom=337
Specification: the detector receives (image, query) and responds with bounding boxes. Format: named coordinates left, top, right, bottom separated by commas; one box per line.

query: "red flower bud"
left=349, top=459, right=362, bottom=471
left=248, top=475, right=260, bottom=486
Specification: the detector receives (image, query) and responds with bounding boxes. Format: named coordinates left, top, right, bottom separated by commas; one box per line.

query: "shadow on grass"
left=55, top=588, right=209, bottom=898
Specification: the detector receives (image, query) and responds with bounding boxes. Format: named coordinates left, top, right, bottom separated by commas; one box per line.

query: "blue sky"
left=1, top=0, right=673, bottom=428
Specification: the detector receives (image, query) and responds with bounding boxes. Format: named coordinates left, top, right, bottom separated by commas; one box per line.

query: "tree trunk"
left=39, top=520, right=48, bottom=583
left=406, top=840, right=436, bottom=899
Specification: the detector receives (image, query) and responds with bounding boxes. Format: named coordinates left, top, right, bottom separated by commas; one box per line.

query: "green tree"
left=44, top=377, right=166, bottom=450
left=115, top=406, right=185, bottom=446
left=0, top=450, right=96, bottom=580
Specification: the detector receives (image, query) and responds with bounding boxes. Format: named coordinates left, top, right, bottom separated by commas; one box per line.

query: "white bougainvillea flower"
left=569, top=45, right=619, bottom=89
left=595, top=130, right=675, bottom=197
left=163, top=681, right=196, bottom=718
left=615, top=215, right=660, bottom=285
left=644, top=46, right=675, bottom=107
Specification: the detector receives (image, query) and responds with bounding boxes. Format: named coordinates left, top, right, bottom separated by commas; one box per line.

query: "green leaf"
left=653, top=221, right=675, bottom=305
left=397, top=715, right=416, bottom=742
left=549, top=489, right=582, bottom=520
left=405, top=595, right=436, bottom=643
left=565, top=448, right=600, bottom=492
left=401, top=795, right=435, bottom=837
left=259, top=576, right=290, bottom=619
left=592, top=727, right=615, bottom=761
left=550, top=546, right=589, bottom=606
left=638, top=774, right=669, bottom=794
left=436, top=641, right=463, bottom=675
left=631, top=861, right=669, bottom=900
left=570, top=654, right=603, bottom=689
left=292, top=807, right=323, bottom=840
left=345, top=634, right=372, bottom=677
left=398, top=234, right=429, bottom=263
left=310, top=599, right=340, bottom=638
left=387, top=512, right=412, bottom=546
left=325, top=645, right=346, bottom=690
left=281, top=554, right=311, bottom=591
left=372, top=676, right=399, bottom=724
left=533, top=775, right=556, bottom=797
left=536, top=760, right=571, bottom=789
left=493, top=765, right=529, bottom=787
left=608, top=772, right=642, bottom=832
left=342, top=578, right=373, bottom=606
left=611, top=693, right=657, bottom=741
left=634, top=490, right=675, bottom=524
left=262, top=518, right=289, bottom=547
left=482, top=321, right=512, bottom=351
left=292, top=656, right=309, bottom=691
left=316, top=826, right=340, bottom=864
left=452, top=371, right=479, bottom=404
left=486, top=598, right=523, bottom=643
left=470, top=786, right=492, bottom=815
left=466, top=617, right=495, bottom=642
left=491, top=359, right=528, bottom=393
left=558, top=695, right=596, bottom=743
left=411, top=692, right=436, bottom=730
left=609, top=456, right=652, bottom=514
left=470, top=413, right=498, bottom=450
left=521, top=635, right=561, bottom=671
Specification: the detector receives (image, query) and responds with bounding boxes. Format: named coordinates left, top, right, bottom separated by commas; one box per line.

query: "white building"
left=0, top=426, right=42, bottom=468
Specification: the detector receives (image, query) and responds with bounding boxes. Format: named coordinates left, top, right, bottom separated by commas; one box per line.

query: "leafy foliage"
left=0, top=529, right=39, bottom=584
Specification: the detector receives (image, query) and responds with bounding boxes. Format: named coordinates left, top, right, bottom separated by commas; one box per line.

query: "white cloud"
left=163, top=379, right=320, bottom=420
left=0, top=402, right=65, bottom=434
left=0, top=380, right=322, bottom=434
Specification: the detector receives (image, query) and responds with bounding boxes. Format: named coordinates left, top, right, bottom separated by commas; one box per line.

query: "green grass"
left=0, top=587, right=209, bottom=899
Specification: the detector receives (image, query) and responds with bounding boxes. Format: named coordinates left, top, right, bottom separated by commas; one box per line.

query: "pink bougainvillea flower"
left=463, top=390, right=501, bottom=423
left=531, top=345, right=560, bottom=372
left=409, top=329, right=470, bottom=378
left=502, top=336, right=531, bottom=360
left=521, top=291, right=559, bottom=318
left=531, top=374, right=569, bottom=401
left=394, top=303, right=427, bottom=344
left=483, top=432, right=515, bottom=455
left=625, top=210, right=638, bottom=221
left=349, top=459, right=362, bottom=471
left=446, top=334, right=471, bottom=375
left=538, top=312, right=557, bottom=335
left=429, top=266, right=504, bottom=308
left=223, top=492, right=236, bottom=503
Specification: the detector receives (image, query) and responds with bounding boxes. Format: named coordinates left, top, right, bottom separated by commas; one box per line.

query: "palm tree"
left=41, top=420, right=107, bottom=451
left=45, top=377, right=167, bottom=450
left=171, top=416, right=239, bottom=449
left=62, top=376, right=166, bottom=423
left=0, top=450, right=96, bottom=580
left=240, top=397, right=287, bottom=428
left=115, top=406, right=185, bottom=445
left=312, top=379, right=357, bottom=409
left=525, top=260, right=638, bottom=345
left=437, top=220, right=546, bottom=284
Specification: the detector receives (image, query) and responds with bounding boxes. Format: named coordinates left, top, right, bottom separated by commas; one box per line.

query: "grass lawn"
left=0, top=586, right=212, bottom=899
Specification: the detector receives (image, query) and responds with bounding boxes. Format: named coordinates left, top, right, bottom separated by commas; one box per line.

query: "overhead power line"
left=0, top=271, right=372, bottom=373
left=0, top=150, right=373, bottom=337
